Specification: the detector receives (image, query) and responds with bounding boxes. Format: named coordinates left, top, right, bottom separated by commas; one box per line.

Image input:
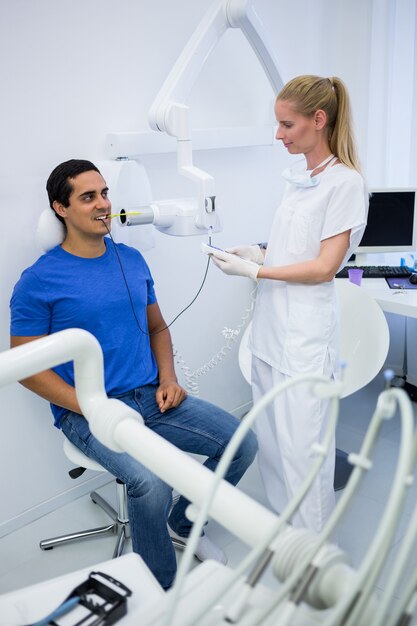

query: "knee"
left=239, top=429, right=258, bottom=467
left=127, top=471, right=172, bottom=506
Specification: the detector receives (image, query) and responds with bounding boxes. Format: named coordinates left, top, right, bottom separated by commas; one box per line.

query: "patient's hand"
left=156, top=380, right=187, bottom=412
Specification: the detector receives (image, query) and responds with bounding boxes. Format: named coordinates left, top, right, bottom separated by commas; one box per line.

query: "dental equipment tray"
left=29, top=570, right=132, bottom=625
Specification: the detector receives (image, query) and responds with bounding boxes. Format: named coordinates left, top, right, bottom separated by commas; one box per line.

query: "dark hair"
left=46, top=159, right=101, bottom=224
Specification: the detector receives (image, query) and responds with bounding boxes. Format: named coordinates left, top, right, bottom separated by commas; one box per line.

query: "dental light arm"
left=5, top=332, right=417, bottom=626
left=163, top=374, right=345, bottom=626
left=0, top=329, right=377, bottom=625
left=0, top=330, right=276, bottom=547
left=0, top=329, right=140, bottom=452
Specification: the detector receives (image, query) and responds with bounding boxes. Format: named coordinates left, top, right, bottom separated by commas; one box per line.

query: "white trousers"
left=251, top=356, right=335, bottom=533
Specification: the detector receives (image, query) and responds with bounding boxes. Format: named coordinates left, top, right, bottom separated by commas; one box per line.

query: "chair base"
left=40, top=484, right=187, bottom=558
left=40, top=485, right=130, bottom=559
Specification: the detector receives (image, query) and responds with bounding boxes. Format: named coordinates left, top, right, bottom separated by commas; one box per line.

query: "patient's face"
left=54, top=170, right=112, bottom=239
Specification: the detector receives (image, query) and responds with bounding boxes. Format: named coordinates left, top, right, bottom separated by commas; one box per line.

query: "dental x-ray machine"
left=36, top=0, right=283, bottom=245
left=104, top=0, right=285, bottom=238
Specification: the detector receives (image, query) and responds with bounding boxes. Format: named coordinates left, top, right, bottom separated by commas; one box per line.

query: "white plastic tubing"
left=0, top=329, right=359, bottom=611
left=0, top=329, right=276, bottom=546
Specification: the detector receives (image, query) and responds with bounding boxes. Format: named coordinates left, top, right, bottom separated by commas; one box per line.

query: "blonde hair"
left=277, top=75, right=361, bottom=172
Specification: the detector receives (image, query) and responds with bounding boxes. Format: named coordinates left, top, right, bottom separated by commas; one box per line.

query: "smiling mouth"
left=95, top=215, right=110, bottom=221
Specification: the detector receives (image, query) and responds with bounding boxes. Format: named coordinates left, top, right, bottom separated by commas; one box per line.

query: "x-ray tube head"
left=118, top=206, right=155, bottom=227
left=118, top=199, right=221, bottom=236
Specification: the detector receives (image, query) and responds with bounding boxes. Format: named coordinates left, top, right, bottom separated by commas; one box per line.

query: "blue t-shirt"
left=10, top=240, right=159, bottom=427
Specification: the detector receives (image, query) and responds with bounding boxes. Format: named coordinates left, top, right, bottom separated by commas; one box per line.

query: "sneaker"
left=168, top=526, right=228, bottom=565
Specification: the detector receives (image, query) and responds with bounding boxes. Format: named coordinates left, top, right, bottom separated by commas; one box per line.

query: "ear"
left=313, top=109, right=327, bottom=130
left=52, top=200, right=67, bottom=220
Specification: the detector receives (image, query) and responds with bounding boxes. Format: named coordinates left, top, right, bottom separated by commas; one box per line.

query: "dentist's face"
left=53, top=170, right=112, bottom=237
left=275, top=99, right=319, bottom=155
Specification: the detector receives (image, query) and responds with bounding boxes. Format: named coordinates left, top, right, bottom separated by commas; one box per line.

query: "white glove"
left=210, top=249, right=260, bottom=280
left=225, top=244, right=265, bottom=265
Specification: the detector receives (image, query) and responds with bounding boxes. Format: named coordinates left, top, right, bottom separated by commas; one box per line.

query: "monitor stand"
left=354, top=253, right=369, bottom=266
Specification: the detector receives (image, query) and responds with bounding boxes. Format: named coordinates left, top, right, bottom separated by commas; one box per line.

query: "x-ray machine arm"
left=122, top=0, right=284, bottom=236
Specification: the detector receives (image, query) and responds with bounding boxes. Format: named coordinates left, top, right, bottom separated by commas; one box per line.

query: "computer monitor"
left=356, top=188, right=417, bottom=255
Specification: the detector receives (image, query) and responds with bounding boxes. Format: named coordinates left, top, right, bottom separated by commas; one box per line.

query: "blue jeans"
left=60, top=384, right=257, bottom=589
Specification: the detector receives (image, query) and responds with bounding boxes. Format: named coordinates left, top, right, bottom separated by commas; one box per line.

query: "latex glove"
left=210, top=249, right=260, bottom=280
left=225, top=244, right=265, bottom=265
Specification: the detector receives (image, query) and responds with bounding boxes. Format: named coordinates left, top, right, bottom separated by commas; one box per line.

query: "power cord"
left=106, top=223, right=256, bottom=394
left=104, top=225, right=210, bottom=337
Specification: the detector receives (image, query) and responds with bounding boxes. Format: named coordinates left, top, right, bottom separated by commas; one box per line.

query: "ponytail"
left=277, top=75, right=361, bottom=172
left=328, top=77, right=361, bottom=172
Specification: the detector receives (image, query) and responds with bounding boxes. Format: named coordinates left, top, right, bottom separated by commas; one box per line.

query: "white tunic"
left=250, top=163, right=368, bottom=375
left=249, top=162, right=368, bottom=531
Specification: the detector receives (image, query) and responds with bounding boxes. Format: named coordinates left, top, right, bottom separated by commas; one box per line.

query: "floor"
left=1, top=373, right=417, bottom=621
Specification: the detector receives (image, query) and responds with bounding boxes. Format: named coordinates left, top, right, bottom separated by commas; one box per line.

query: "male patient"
left=9, top=159, right=257, bottom=590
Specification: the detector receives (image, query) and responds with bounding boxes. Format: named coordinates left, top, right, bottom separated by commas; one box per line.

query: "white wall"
left=0, top=0, right=284, bottom=537
left=0, top=0, right=416, bottom=546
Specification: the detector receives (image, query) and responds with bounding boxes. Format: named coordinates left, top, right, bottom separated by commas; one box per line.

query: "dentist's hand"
left=210, top=249, right=260, bottom=280
left=225, top=244, right=265, bottom=265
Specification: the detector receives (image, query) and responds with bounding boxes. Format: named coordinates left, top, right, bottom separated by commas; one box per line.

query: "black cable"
left=104, top=223, right=210, bottom=337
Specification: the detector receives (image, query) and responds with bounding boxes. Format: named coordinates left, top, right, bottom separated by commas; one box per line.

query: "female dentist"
left=209, top=75, right=368, bottom=533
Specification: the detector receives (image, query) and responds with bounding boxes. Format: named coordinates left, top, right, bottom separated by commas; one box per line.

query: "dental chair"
left=238, top=279, right=390, bottom=490
left=39, top=438, right=185, bottom=558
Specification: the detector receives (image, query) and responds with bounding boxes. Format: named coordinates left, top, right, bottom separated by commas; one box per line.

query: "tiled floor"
left=1, top=373, right=416, bottom=622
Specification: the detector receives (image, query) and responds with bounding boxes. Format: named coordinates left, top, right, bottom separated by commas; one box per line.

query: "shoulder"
left=328, top=164, right=366, bottom=189
left=110, top=241, right=147, bottom=263
left=323, top=165, right=368, bottom=208
left=323, top=166, right=368, bottom=227
left=111, top=241, right=140, bottom=255
left=15, top=246, right=60, bottom=283
left=108, top=241, right=153, bottom=277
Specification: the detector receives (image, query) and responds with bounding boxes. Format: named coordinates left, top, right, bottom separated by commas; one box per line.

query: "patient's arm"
left=10, top=335, right=81, bottom=414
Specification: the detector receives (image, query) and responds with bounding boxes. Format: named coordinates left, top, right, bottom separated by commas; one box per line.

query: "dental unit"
left=1, top=331, right=416, bottom=625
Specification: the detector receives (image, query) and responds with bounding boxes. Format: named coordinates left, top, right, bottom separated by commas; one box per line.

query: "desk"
left=355, top=277, right=417, bottom=319
left=0, top=553, right=164, bottom=625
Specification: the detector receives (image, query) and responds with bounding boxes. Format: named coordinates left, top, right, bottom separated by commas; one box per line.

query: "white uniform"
left=249, top=162, right=368, bottom=532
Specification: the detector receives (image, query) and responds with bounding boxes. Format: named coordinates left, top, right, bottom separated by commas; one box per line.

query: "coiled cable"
left=174, top=284, right=257, bottom=395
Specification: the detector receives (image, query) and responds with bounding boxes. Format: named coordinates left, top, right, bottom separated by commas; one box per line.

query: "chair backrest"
left=238, top=280, right=390, bottom=399
left=36, top=208, right=65, bottom=252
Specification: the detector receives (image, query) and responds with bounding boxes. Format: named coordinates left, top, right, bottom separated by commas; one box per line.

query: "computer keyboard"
left=336, top=265, right=412, bottom=279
